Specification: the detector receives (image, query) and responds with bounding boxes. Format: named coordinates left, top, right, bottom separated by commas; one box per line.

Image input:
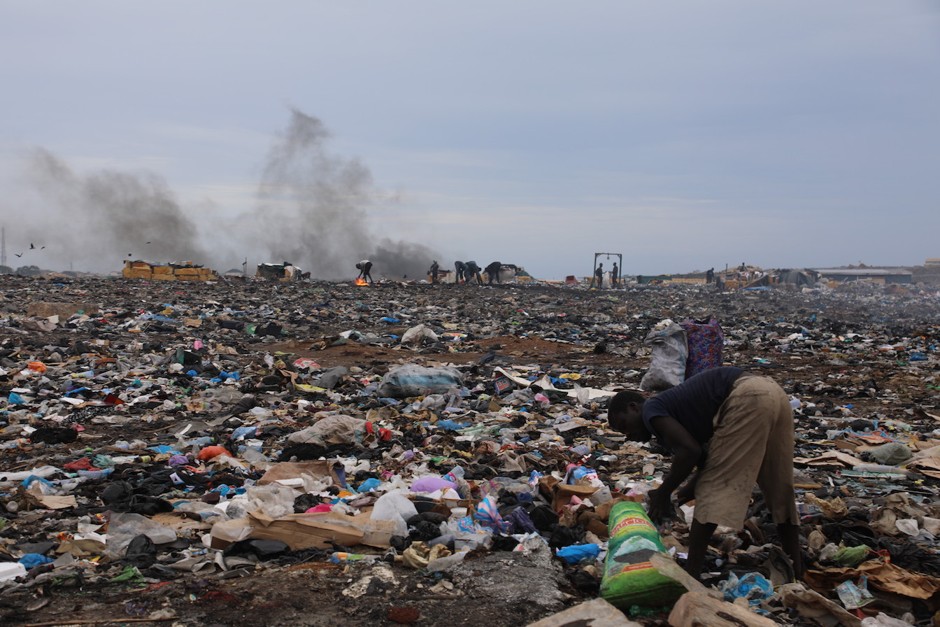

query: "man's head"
left=607, top=390, right=650, bottom=441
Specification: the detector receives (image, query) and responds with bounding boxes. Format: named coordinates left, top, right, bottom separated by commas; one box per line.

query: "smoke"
left=21, top=148, right=207, bottom=272
left=250, top=108, right=439, bottom=279
left=11, top=109, right=438, bottom=278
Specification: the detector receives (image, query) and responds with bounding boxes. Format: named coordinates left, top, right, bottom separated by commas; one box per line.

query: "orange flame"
left=355, top=277, right=368, bottom=286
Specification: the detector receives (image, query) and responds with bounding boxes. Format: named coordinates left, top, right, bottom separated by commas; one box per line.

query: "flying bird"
left=15, top=253, right=23, bottom=258
left=29, top=243, right=35, bottom=249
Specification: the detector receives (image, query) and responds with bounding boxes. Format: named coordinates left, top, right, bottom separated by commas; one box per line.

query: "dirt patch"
left=263, top=335, right=627, bottom=370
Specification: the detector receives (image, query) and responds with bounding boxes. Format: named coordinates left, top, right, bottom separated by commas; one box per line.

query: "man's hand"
left=676, top=474, right=699, bottom=505
left=646, top=487, right=673, bottom=524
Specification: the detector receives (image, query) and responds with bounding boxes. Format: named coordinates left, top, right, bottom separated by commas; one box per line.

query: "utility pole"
left=1, top=226, right=6, bottom=267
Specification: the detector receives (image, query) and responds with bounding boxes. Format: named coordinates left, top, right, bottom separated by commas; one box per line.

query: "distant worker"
left=355, top=259, right=373, bottom=284
left=706, top=268, right=715, bottom=284
left=464, top=260, right=483, bottom=285
left=591, top=263, right=604, bottom=288
left=485, top=261, right=502, bottom=285
left=429, top=260, right=440, bottom=284
left=454, top=261, right=467, bottom=284
left=611, top=262, right=619, bottom=287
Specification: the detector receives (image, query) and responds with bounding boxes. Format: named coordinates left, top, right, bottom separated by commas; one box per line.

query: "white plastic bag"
left=105, top=512, right=177, bottom=558
left=401, top=324, right=438, bottom=345
left=243, top=484, right=297, bottom=519
left=370, top=489, right=418, bottom=537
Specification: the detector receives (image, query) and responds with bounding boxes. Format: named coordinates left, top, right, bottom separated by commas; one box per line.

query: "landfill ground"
left=1, top=275, right=939, bottom=626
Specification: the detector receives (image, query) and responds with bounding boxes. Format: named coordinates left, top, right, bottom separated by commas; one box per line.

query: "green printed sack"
left=599, top=500, right=685, bottom=609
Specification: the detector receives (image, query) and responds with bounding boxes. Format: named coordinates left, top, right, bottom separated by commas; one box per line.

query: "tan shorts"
left=692, top=375, right=799, bottom=528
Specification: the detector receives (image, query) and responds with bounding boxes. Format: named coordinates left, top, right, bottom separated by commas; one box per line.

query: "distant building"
left=925, top=258, right=940, bottom=267
left=812, top=267, right=912, bottom=285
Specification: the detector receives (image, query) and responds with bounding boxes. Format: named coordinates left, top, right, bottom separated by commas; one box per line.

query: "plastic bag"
left=243, top=484, right=297, bottom=519
left=639, top=320, right=688, bottom=392
left=287, top=413, right=366, bottom=446
left=377, top=365, right=463, bottom=398
left=861, top=612, right=917, bottom=627
left=410, top=476, right=457, bottom=493
left=370, top=490, right=418, bottom=537
left=556, top=543, right=601, bottom=565
left=868, top=442, right=912, bottom=466
left=105, top=512, right=177, bottom=558
left=835, top=577, right=875, bottom=610
left=401, top=324, right=438, bottom=345
left=720, top=572, right=774, bottom=607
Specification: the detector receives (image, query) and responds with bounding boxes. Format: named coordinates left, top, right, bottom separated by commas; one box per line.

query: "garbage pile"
left=1, top=274, right=939, bottom=626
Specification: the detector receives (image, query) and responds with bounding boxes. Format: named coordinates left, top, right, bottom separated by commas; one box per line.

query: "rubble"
left=0, top=274, right=939, bottom=625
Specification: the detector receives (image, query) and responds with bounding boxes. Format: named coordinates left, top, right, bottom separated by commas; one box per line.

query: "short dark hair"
left=608, top=390, right=645, bottom=419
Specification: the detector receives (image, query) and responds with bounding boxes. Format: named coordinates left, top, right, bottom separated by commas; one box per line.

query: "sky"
left=1, top=1, right=938, bottom=279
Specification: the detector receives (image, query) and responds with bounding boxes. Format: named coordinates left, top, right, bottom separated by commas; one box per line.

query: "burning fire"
left=355, top=277, right=369, bottom=286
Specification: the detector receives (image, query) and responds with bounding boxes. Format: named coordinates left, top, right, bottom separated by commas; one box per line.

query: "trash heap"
left=0, top=274, right=938, bottom=626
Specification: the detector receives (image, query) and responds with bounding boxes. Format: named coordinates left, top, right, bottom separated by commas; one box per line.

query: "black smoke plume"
left=252, top=108, right=439, bottom=279
left=23, top=148, right=207, bottom=272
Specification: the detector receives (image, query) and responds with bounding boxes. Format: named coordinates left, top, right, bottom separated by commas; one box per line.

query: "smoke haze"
left=251, top=109, right=439, bottom=279
left=8, top=109, right=439, bottom=279
left=8, top=149, right=207, bottom=273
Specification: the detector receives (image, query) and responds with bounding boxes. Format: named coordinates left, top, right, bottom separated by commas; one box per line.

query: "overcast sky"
left=1, top=1, right=938, bottom=279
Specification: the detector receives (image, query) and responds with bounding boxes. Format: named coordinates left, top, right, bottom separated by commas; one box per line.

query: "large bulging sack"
left=378, top=365, right=463, bottom=398
left=600, top=501, right=685, bottom=609
left=639, top=320, right=687, bottom=392
left=681, top=317, right=724, bottom=379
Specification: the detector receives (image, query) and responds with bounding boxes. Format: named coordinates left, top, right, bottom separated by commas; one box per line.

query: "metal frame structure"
left=592, top=252, right=622, bottom=287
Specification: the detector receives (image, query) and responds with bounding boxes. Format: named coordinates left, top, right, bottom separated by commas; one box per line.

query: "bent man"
left=485, top=261, right=502, bottom=285
left=355, top=259, right=373, bottom=283
left=464, top=261, right=483, bottom=285
left=607, top=367, right=801, bottom=580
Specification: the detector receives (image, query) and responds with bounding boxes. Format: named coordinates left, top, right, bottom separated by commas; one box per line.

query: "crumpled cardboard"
left=527, top=598, right=643, bottom=627
left=777, top=582, right=862, bottom=627
left=804, top=493, right=847, bottom=519
left=256, top=460, right=344, bottom=487
left=539, top=475, right=599, bottom=512
left=668, top=590, right=777, bottom=627
left=794, top=451, right=865, bottom=468
left=221, top=510, right=397, bottom=551
left=804, top=559, right=940, bottom=602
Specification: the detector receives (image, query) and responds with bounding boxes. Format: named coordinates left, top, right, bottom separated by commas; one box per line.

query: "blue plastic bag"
left=556, top=543, right=601, bottom=564
left=19, top=553, right=54, bottom=569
